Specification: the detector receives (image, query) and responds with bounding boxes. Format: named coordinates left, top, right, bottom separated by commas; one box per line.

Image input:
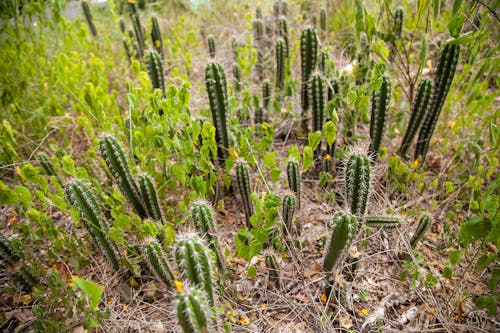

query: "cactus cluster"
left=234, top=159, right=254, bottom=229
left=345, top=151, right=371, bottom=218
left=323, top=211, right=358, bottom=272
left=300, top=27, right=319, bottom=132
left=143, top=237, right=174, bottom=288
left=81, top=1, right=98, bottom=38
left=369, top=76, right=391, bottom=160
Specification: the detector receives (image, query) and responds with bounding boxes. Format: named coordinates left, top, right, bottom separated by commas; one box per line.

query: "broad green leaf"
left=460, top=216, right=491, bottom=247
left=302, top=146, right=313, bottom=172
left=475, top=295, right=497, bottom=316
left=324, top=121, right=337, bottom=146
left=0, top=181, right=16, bottom=204
left=308, top=131, right=322, bottom=150
left=72, top=278, right=103, bottom=311
left=247, top=266, right=257, bottom=279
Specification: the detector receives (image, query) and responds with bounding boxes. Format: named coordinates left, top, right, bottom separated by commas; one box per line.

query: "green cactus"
left=146, top=50, right=166, bottom=98
left=175, top=234, right=215, bottom=307
left=255, top=6, right=262, bottom=20
left=138, top=173, right=164, bottom=223
left=122, top=37, right=132, bottom=63
left=205, top=61, right=230, bottom=166
left=415, top=44, right=460, bottom=161
left=132, top=14, right=145, bottom=59
left=276, top=38, right=286, bottom=90
left=394, top=8, right=403, bottom=39
left=265, top=254, right=280, bottom=289
left=369, top=75, right=391, bottom=160
left=232, top=37, right=239, bottom=61
left=177, top=287, right=214, bottom=333
left=300, top=27, right=319, bottom=132
left=320, top=8, right=326, bottom=31
left=278, top=17, right=289, bottom=59
left=345, top=151, right=371, bottom=218
left=410, top=214, right=431, bottom=249
left=119, top=19, right=126, bottom=34
left=81, top=1, right=98, bottom=38
left=234, top=159, right=254, bottom=229
left=207, top=34, right=216, bottom=59
left=310, top=73, right=325, bottom=134
left=232, top=63, right=242, bottom=93
left=99, top=133, right=147, bottom=218
left=65, top=179, right=121, bottom=271
left=258, top=79, right=271, bottom=124
left=286, top=159, right=301, bottom=210
left=282, top=194, right=296, bottom=236
left=150, top=16, right=164, bottom=59
left=398, top=79, right=432, bottom=159
left=143, top=237, right=174, bottom=288
left=190, top=199, right=225, bottom=273
left=364, top=216, right=400, bottom=228
left=0, top=232, right=39, bottom=289
left=327, top=78, right=339, bottom=103
left=253, top=18, right=264, bottom=81
left=323, top=211, right=358, bottom=272
left=38, top=153, right=56, bottom=177
left=319, top=50, right=330, bottom=75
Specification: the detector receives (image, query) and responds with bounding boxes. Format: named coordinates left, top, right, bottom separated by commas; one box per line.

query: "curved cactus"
left=286, top=159, right=301, bottom=210
left=345, top=151, right=371, bottom=218
left=310, top=73, right=325, bottom=133
left=143, top=237, right=174, bottom=288
left=65, top=179, right=121, bottom=271
left=323, top=211, right=358, bottom=272
left=177, top=287, right=214, bottom=333
left=207, top=34, right=216, bottom=59
left=234, top=159, right=254, bottom=229
left=276, top=38, right=286, bottom=90
left=190, top=199, right=225, bottom=273
left=415, top=44, right=460, bottom=161
left=410, top=214, right=431, bottom=249
left=320, top=8, right=326, bottom=31
left=232, top=63, right=242, bottom=93
left=369, top=75, right=391, bottom=160
left=132, top=14, right=145, bottom=59
left=205, top=61, right=230, bottom=166
left=138, top=173, right=164, bottom=223
left=265, top=254, right=280, bottom=289
left=282, top=194, right=296, bottom=236
left=81, top=1, right=98, bottom=38
left=364, top=215, right=400, bottom=228
left=150, top=16, right=164, bottom=59
left=99, top=134, right=147, bottom=218
left=175, top=234, right=215, bottom=307
left=300, top=27, right=319, bottom=132
left=146, top=50, right=166, bottom=98
left=394, top=8, right=403, bottom=39
left=398, top=79, right=432, bottom=158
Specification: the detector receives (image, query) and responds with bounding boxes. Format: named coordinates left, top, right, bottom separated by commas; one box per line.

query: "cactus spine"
left=150, top=16, right=164, bottom=59
left=132, top=14, right=146, bottom=59
left=323, top=211, right=358, bottom=272
left=394, top=8, right=403, bottom=39
left=81, top=1, right=98, bottom=38
left=345, top=152, right=371, bottom=218
left=369, top=75, right=391, bottom=160
left=175, top=234, right=215, bottom=307
left=364, top=216, right=400, bottom=228
left=265, top=254, right=280, bottom=289
left=235, top=159, right=254, bottom=229
left=146, top=50, right=166, bottom=98
left=205, top=62, right=230, bottom=166
left=415, top=44, right=460, bottom=160
left=410, top=215, right=431, bottom=249
left=99, top=134, right=147, bottom=218
left=300, top=27, right=319, bottom=132
left=282, top=194, right=296, bottom=236
left=207, top=34, right=216, bottom=59
left=143, top=237, right=174, bottom=288
left=138, top=173, right=164, bottom=223
left=320, top=8, right=326, bottom=31
left=398, top=79, right=432, bottom=158
left=276, top=38, right=286, bottom=90
left=65, top=179, right=121, bottom=271
left=190, top=200, right=225, bottom=272
left=286, top=159, right=301, bottom=209
left=177, top=287, right=214, bottom=333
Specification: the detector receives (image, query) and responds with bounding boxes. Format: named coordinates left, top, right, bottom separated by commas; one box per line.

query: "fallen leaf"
left=294, top=294, right=310, bottom=303
left=304, top=263, right=321, bottom=278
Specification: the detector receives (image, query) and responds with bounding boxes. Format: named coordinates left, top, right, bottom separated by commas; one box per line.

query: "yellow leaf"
left=174, top=280, right=183, bottom=293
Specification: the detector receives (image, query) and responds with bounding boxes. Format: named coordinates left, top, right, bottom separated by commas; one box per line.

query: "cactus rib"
left=286, top=159, right=301, bottom=210
left=177, top=287, right=213, bottom=333
left=138, top=173, right=164, bottom=223
left=345, top=151, right=371, bottom=218
left=144, top=237, right=174, bottom=288
left=300, top=27, right=319, bottom=132
left=235, top=159, right=254, bottom=229
left=323, top=211, right=358, bottom=272
left=369, top=76, right=391, bottom=160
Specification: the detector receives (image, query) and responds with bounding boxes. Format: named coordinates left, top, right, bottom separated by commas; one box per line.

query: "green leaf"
left=419, top=34, right=428, bottom=70
left=0, top=181, right=16, bottom=204
left=246, top=266, right=257, bottom=279
left=15, top=186, right=32, bottom=208
left=323, top=121, right=337, bottom=146
left=264, top=193, right=281, bottom=209
left=108, top=227, right=125, bottom=245
left=263, top=152, right=277, bottom=168
left=475, top=295, right=497, bottom=316
left=449, top=249, right=464, bottom=266
left=302, top=146, right=313, bottom=172
left=460, top=216, right=491, bottom=247
left=447, top=14, right=465, bottom=37
left=61, top=155, right=76, bottom=176
left=72, top=278, right=103, bottom=311
left=451, top=0, right=463, bottom=17
left=307, top=131, right=322, bottom=150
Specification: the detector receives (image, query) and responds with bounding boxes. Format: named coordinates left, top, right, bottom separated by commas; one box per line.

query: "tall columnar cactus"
left=286, top=159, right=301, bottom=210
left=65, top=179, right=121, bottom=271
left=276, top=38, right=286, bottom=90
left=253, top=18, right=264, bottom=81
left=150, top=16, right=164, bottom=59
left=138, top=173, right=164, bottom=223
left=205, top=61, right=230, bottom=166
left=278, top=17, right=289, bottom=59
left=394, top=8, right=403, bottom=39
left=190, top=199, right=225, bottom=273
left=282, top=194, right=296, bottom=236
left=232, top=64, right=242, bottom=93
left=415, top=44, right=460, bottom=161
left=81, top=1, right=98, bottom=38
left=410, top=214, right=431, bottom=249
left=234, top=159, right=254, bottom=229
left=0, top=233, right=39, bottom=289
left=177, top=287, right=214, bottom=333
left=265, top=254, right=280, bottom=289
left=398, top=79, right=432, bottom=158
left=143, top=237, right=174, bottom=288
left=260, top=79, right=271, bottom=123
left=207, top=34, right=216, bottom=58
left=320, top=8, right=326, bottom=31
left=323, top=211, right=359, bottom=272
left=132, top=14, right=146, bottom=59
left=369, top=75, right=391, bottom=160
left=310, top=73, right=325, bottom=133
left=146, top=50, right=166, bottom=98
left=345, top=151, right=371, bottom=218
left=175, top=234, right=215, bottom=307
left=300, top=27, right=319, bottom=132
left=99, top=134, right=147, bottom=218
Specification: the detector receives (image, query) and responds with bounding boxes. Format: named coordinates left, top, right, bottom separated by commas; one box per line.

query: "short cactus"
left=265, top=254, right=280, bottom=289
left=369, top=75, right=391, bottom=160
left=205, top=61, right=230, bottom=166
left=81, top=1, right=98, bottom=38
left=146, top=50, right=166, bottom=98
left=99, top=133, right=147, bottom=218
left=398, top=79, right=432, bottom=159
left=190, top=199, right=225, bottom=273
left=364, top=215, right=401, bottom=228
left=177, top=287, right=214, bottom=333
left=175, top=234, right=215, bottom=307
left=234, top=159, right=254, bottom=229
left=276, top=38, right=286, bottom=90
left=65, top=179, right=121, bottom=271
left=323, top=211, right=359, bottom=272
left=415, top=44, right=460, bottom=161
left=137, top=173, right=164, bottom=223
left=300, top=27, right=319, bottom=132
left=260, top=80, right=271, bottom=124
left=286, top=159, right=301, bottom=210
left=345, top=151, right=371, bottom=218
left=410, top=214, right=431, bottom=249
left=150, top=16, right=164, bottom=59
left=207, top=34, right=216, bottom=59
left=143, top=237, right=174, bottom=288
left=282, top=194, right=296, bottom=236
